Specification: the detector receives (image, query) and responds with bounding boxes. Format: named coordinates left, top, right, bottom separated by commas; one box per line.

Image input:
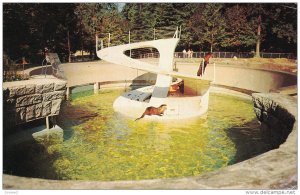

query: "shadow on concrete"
left=29, top=66, right=53, bottom=77
left=130, top=72, right=157, bottom=90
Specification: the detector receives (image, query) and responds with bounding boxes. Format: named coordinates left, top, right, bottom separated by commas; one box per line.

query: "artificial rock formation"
left=3, top=78, right=67, bottom=133
left=252, top=93, right=296, bottom=147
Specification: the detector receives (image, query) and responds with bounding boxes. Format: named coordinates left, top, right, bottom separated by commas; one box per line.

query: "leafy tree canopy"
left=3, top=3, right=297, bottom=63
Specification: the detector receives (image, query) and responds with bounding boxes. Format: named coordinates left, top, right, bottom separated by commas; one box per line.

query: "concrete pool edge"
left=26, top=61, right=297, bottom=93
left=3, top=92, right=297, bottom=190
left=4, top=61, right=297, bottom=189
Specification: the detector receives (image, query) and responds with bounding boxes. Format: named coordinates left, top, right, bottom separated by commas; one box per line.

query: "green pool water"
left=53, top=89, right=262, bottom=181
left=5, top=89, right=273, bottom=181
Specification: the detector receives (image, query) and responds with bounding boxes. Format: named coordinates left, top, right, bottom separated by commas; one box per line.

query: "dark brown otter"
left=135, top=104, right=167, bottom=121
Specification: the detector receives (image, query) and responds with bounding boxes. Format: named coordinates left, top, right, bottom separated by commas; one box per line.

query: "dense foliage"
left=3, top=3, right=297, bottom=62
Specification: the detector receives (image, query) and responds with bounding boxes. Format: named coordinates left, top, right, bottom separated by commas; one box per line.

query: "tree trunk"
left=255, top=14, right=261, bottom=58
left=210, top=27, right=214, bottom=53
left=210, top=33, right=213, bottom=53
left=67, top=30, right=71, bottom=63
left=81, top=22, right=84, bottom=57
left=95, top=32, right=98, bottom=51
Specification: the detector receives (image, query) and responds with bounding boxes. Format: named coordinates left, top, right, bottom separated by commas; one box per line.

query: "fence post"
left=100, top=40, right=103, bottom=50
left=108, top=33, right=111, bottom=47
left=95, top=33, right=98, bottom=51
left=129, top=31, right=131, bottom=58
left=66, top=87, right=70, bottom=100
left=46, top=116, right=50, bottom=130
left=201, top=59, right=204, bottom=76
left=213, top=63, right=216, bottom=83
left=94, top=82, right=99, bottom=94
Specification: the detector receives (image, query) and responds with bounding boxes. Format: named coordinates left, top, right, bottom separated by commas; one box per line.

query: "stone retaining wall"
left=3, top=77, right=67, bottom=133
left=252, top=93, right=296, bottom=148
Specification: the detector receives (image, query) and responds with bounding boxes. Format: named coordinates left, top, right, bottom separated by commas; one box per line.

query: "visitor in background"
left=187, top=49, right=191, bottom=58
left=197, top=52, right=213, bottom=77
left=182, top=49, right=186, bottom=58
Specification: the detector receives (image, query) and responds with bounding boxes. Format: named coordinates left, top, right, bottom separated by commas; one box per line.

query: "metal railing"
left=136, top=51, right=295, bottom=59
left=95, top=28, right=295, bottom=60
left=175, top=52, right=295, bottom=59
left=96, top=27, right=181, bottom=51
left=139, top=52, right=160, bottom=59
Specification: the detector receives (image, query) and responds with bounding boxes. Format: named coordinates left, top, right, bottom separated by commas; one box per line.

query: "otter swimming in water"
left=135, top=104, right=167, bottom=121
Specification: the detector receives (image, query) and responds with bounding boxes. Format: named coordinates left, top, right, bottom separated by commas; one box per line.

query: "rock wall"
left=3, top=78, right=67, bottom=133
left=252, top=93, right=296, bottom=148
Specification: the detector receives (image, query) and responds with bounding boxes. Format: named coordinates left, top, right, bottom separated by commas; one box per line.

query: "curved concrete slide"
left=96, top=38, right=202, bottom=105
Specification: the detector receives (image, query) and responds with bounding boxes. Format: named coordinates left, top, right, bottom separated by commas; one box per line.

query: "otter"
left=135, top=104, right=167, bottom=121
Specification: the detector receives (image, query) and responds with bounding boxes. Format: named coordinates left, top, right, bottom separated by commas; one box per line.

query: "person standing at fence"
left=197, top=52, right=213, bottom=77
left=190, top=49, right=194, bottom=58
left=183, top=49, right=186, bottom=58
left=187, top=49, right=191, bottom=58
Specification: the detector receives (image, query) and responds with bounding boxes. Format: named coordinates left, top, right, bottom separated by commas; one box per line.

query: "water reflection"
left=4, top=89, right=273, bottom=181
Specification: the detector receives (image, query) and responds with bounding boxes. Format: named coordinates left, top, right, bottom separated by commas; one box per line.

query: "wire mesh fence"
left=175, top=52, right=295, bottom=59
left=154, top=51, right=294, bottom=59
left=96, top=29, right=295, bottom=60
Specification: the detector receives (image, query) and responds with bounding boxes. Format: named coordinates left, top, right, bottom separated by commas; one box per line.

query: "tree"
left=122, top=3, right=157, bottom=42
left=75, top=3, right=119, bottom=54
left=49, top=3, right=79, bottom=62
left=272, top=5, right=296, bottom=43
left=244, top=4, right=273, bottom=57
left=123, top=3, right=184, bottom=41
left=222, top=4, right=256, bottom=52
left=140, top=3, right=158, bottom=41
left=244, top=3, right=295, bottom=56
left=3, top=3, right=36, bottom=60
left=269, top=4, right=297, bottom=52
left=3, top=3, right=81, bottom=62
left=154, top=3, right=181, bottom=39
left=122, top=3, right=140, bottom=42
left=172, top=3, right=198, bottom=50
left=3, top=3, right=297, bottom=63
left=188, top=4, right=226, bottom=52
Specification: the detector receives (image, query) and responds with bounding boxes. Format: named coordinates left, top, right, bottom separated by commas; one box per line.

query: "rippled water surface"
left=54, top=89, right=262, bottom=181
left=5, top=89, right=272, bottom=181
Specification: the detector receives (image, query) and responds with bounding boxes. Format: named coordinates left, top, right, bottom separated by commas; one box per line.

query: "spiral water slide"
left=97, top=37, right=210, bottom=119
